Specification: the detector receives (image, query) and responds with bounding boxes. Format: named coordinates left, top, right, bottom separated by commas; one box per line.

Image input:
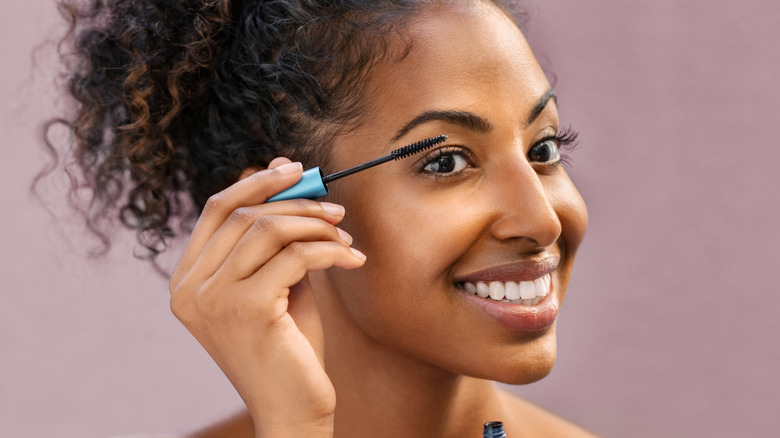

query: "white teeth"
left=489, top=281, right=505, bottom=300
left=505, top=281, right=520, bottom=300
left=540, top=276, right=551, bottom=297
left=476, top=282, right=490, bottom=298
left=519, top=281, right=536, bottom=300
left=461, top=274, right=552, bottom=305
left=533, top=278, right=546, bottom=298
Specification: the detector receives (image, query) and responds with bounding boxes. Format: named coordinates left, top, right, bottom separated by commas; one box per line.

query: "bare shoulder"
left=109, top=410, right=254, bottom=438
left=499, top=390, right=601, bottom=438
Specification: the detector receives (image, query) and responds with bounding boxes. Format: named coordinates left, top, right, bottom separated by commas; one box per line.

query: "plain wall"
left=2, top=1, right=779, bottom=437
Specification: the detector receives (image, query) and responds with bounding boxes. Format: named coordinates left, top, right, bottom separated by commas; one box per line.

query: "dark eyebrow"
left=391, top=88, right=557, bottom=142
left=526, top=88, right=557, bottom=127
left=391, top=110, right=492, bottom=142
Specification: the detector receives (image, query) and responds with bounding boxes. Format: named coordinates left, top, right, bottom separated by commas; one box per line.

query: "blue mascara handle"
left=266, top=167, right=329, bottom=202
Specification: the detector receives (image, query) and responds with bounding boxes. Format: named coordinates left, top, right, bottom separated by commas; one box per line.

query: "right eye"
left=422, top=150, right=470, bottom=175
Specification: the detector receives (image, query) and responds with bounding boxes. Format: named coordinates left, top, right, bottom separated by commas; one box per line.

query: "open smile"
left=456, top=273, right=551, bottom=306
left=451, top=256, right=561, bottom=331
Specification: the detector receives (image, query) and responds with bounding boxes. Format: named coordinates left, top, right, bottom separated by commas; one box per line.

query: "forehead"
left=352, top=1, right=551, bottom=142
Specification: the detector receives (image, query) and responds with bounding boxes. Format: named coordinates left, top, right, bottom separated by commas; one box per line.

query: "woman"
left=53, top=0, right=591, bottom=436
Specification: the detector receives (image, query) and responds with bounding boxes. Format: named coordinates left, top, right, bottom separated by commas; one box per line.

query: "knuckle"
left=291, top=198, right=316, bottom=212
left=228, top=206, right=256, bottom=225
left=168, top=276, right=178, bottom=295
left=192, top=277, right=224, bottom=318
left=204, top=192, right=228, bottom=214
left=285, top=240, right=310, bottom=258
left=170, top=278, right=224, bottom=324
left=250, top=214, right=280, bottom=234
left=169, top=288, right=191, bottom=321
left=194, top=290, right=221, bottom=319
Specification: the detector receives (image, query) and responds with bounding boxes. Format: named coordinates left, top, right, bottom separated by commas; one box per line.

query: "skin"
left=168, top=1, right=591, bottom=437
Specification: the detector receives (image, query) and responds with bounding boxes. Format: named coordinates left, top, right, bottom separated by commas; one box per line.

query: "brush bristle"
left=390, top=135, right=447, bottom=160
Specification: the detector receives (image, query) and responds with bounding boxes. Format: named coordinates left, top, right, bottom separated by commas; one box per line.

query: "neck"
left=314, top=276, right=508, bottom=438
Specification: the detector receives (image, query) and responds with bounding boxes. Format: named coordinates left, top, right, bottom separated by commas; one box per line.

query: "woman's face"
left=316, top=0, right=588, bottom=384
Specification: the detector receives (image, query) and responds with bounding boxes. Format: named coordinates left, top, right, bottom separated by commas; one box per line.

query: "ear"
left=238, top=166, right=265, bottom=181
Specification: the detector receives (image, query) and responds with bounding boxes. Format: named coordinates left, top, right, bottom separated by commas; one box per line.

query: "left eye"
left=528, top=139, right=561, bottom=163
left=423, top=152, right=469, bottom=174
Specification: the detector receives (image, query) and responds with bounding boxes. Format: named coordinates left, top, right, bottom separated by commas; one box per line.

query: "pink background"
left=2, top=1, right=779, bottom=437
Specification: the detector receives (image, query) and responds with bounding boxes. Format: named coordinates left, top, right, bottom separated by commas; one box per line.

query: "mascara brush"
left=266, top=134, right=447, bottom=202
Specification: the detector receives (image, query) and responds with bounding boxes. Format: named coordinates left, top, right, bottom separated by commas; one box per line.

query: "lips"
left=452, top=255, right=560, bottom=284
left=452, top=255, right=561, bottom=331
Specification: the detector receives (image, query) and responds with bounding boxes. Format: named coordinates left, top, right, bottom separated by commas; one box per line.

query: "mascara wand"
left=266, top=135, right=447, bottom=202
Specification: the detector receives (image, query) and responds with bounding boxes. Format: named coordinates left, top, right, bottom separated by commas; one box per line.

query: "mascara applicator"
left=266, top=135, right=447, bottom=202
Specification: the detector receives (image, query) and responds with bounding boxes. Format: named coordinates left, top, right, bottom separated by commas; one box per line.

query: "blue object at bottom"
left=483, top=421, right=507, bottom=438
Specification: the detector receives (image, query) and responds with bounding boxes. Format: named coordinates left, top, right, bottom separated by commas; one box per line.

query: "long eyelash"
left=555, top=125, right=580, bottom=168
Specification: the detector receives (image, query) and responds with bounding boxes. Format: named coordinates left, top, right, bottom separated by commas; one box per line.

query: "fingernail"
left=350, top=247, right=366, bottom=261
left=276, top=162, right=302, bottom=175
left=337, top=228, right=353, bottom=245
left=321, top=202, right=345, bottom=217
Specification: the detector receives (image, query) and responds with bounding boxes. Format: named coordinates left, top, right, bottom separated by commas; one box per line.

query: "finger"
left=268, top=157, right=293, bottom=168
left=177, top=162, right=303, bottom=271
left=241, top=241, right=366, bottom=305
left=203, top=214, right=353, bottom=283
left=172, top=199, right=346, bottom=293
left=195, top=198, right=346, bottom=274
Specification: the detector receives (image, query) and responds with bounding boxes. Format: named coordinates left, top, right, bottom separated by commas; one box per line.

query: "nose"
left=488, top=159, right=562, bottom=249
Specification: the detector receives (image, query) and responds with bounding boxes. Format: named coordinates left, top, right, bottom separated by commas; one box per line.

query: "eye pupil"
left=431, top=155, right=456, bottom=173
left=534, top=144, right=551, bottom=161
left=421, top=150, right=469, bottom=175
left=530, top=140, right=559, bottom=163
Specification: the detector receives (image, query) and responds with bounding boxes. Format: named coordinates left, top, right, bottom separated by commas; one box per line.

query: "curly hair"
left=42, top=0, right=524, bottom=264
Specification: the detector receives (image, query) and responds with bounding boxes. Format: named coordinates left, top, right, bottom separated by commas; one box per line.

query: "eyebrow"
left=391, top=88, right=557, bottom=142
left=526, top=89, right=557, bottom=127
left=391, top=110, right=492, bottom=142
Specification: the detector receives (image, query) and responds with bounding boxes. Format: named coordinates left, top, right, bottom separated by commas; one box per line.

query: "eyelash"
left=417, top=125, right=581, bottom=179
left=548, top=125, right=580, bottom=168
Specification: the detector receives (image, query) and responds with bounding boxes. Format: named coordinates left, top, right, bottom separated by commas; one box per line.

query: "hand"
left=169, top=158, right=365, bottom=437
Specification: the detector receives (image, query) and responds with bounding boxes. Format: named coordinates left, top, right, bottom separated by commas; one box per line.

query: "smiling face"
left=313, top=0, right=588, bottom=384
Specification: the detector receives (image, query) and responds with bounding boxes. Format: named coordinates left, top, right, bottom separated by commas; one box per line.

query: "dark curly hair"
left=41, top=0, right=525, bottom=265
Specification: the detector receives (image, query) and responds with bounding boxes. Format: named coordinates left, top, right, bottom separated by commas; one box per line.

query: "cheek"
left=328, top=187, right=482, bottom=336
left=341, top=191, right=477, bottom=291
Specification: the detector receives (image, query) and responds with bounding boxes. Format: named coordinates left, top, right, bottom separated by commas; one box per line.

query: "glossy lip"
left=452, top=254, right=560, bottom=284
left=452, top=255, right=561, bottom=332
left=459, top=286, right=559, bottom=332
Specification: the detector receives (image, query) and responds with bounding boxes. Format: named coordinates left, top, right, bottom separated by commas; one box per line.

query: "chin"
left=482, top=331, right=559, bottom=385
left=496, top=358, right=557, bottom=385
